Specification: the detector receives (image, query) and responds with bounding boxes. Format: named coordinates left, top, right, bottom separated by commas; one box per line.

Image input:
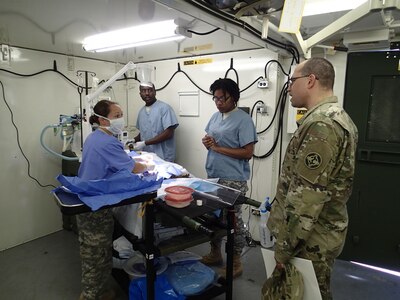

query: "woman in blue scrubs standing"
left=77, top=100, right=147, bottom=300
left=201, top=78, right=257, bottom=279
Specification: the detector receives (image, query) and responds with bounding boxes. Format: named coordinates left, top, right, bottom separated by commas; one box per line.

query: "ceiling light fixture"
left=279, top=0, right=306, bottom=33
left=82, top=19, right=191, bottom=53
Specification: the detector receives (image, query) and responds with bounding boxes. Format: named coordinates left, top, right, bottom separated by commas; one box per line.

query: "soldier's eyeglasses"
left=288, top=74, right=319, bottom=85
left=288, top=75, right=310, bottom=85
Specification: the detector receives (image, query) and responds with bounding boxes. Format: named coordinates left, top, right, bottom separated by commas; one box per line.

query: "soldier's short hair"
left=302, top=57, right=335, bottom=90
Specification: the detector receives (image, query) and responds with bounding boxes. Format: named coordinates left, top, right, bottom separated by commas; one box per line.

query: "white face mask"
left=107, top=117, right=125, bottom=135
left=95, top=113, right=125, bottom=135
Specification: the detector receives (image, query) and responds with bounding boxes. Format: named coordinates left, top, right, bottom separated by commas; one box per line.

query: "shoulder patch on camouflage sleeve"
left=297, top=140, right=333, bottom=184
left=304, top=152, right=322, bottom=169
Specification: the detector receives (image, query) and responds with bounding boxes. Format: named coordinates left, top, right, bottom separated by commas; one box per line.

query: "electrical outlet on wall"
left=257, top=78, right=269, bottom=89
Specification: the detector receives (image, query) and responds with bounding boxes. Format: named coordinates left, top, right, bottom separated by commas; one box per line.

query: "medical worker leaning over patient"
left=134, top=82, right=179, bottom=162
left=201, top=78, right=257, bottom=279
left=77, top=99, right=148, bottom=300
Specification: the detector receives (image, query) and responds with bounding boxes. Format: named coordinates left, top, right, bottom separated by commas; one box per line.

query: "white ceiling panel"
left=0, top=0, right=399, bottom=63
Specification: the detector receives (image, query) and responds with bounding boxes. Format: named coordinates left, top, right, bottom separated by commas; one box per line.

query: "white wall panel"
left=0, top=48, right=128, bottom=250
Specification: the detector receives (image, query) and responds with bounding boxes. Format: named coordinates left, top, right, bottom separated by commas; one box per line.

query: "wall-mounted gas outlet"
left=256, top=103, right=268, bottom=115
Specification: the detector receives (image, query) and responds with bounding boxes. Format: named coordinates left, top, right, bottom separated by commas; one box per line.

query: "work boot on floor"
left=219, top=254, right=243, bottom=279
left=201, top=245, right=223, bottom=266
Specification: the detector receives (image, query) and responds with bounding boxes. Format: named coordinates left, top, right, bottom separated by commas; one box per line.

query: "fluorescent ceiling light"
left=303, top=0, right=368, bottom=16
left=279, top=0, right=306, bottom=33
left=83, top=19, right=189, bottom=52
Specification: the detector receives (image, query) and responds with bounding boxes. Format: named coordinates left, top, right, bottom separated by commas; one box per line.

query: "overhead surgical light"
left=82, top=19, right=191, bottom=53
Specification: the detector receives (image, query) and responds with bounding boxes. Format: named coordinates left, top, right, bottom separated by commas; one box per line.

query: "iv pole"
left=76, top=70, right=96, bottom=151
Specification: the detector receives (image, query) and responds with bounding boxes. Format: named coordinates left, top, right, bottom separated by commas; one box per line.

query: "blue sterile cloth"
left=156, top=164, right=185, bottom=179
left=127, top=152, right=188, bottom=179
left=54, top=169, right=162, bottom=211
left=188, top=180, right=219, bottom=192
left=129, top=274, right=185, bottom=300
left=164, top=261, right=216, bottom=296
left=128, top=151, right=140, bottom=157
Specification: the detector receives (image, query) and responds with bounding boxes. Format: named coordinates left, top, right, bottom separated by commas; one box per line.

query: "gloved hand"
left=134, top=141, right=146, bottom=151
left=145, top=161, right=156, bottom=171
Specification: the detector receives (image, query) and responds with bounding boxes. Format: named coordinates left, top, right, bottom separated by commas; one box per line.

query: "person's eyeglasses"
left=288, top=75, right=310, bottom=85
left=288, top=74, right=319, bottom=85
left=212, top=95, right=231, bottom=103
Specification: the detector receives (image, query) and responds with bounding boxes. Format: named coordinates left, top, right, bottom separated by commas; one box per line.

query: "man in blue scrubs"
left=134, top=82, right=179, bottom=162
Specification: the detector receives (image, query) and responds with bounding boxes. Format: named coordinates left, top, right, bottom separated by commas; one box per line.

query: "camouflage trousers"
left=76, top=209, right=114, bottom=300
left=311, top=257, right=335, bottom=300
left=209, top=179, right=248, bottom=256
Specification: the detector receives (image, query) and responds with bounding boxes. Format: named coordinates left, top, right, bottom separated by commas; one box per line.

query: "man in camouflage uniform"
left=267, top=57, right=358, bottom=300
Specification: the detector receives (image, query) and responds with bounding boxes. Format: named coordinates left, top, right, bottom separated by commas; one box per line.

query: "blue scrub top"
left=205, top=109, right=257, bottom=181
left=78, top=129, right=135, bottom=180
left=136, top=100, right=179, bottom=162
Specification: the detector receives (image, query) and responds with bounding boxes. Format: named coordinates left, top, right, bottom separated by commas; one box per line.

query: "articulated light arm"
left=86, top=61, right=136, bottom=102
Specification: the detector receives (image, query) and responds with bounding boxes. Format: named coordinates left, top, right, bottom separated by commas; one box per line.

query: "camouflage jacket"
left=267, top=96, right=358, bottom=263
